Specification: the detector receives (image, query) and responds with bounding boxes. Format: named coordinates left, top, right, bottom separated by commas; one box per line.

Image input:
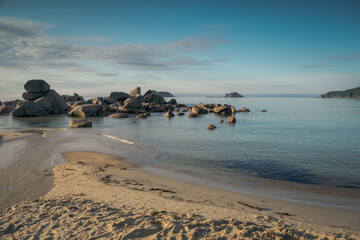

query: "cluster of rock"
left=224, top=92, right=243, bottom=98
left=66, top=88, right=178, bottom=118
left=6, top=80, right=69, bottom=117
left=0, top=79, right=257, bottom=129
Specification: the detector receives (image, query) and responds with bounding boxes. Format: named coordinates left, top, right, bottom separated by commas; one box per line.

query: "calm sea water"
left=1, top=96, right=360, bottom=191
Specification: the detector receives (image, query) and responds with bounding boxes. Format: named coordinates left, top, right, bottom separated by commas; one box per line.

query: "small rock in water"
left=207, top=124, right=216, bottom=130
left=227, top=116, right=236, bottom=123
left=219, top=119, right=224, bottom=124
left=165, top=111, right=175, bottom=118
left=69, top=119, right=92, bottom=128
left=188, top=113, right=198, bottom=118
left=176, top=112, right=185, bottom=116
left=136, top=113, right=147, bottom=119
left=260, top=110, right=267, bottom=112
left=108, top=113, right=129, bottom=118
left=240, top=107, right=250, bottom=112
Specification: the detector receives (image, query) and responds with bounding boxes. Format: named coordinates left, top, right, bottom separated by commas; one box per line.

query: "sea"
left=1, top=96, right=360, bottom=210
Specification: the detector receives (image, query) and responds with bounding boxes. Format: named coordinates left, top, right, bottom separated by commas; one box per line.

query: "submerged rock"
left=207, top=124, right=216, bottom=130
left=108, top=113, right=129, bottom=118
left=69, top=119, right=92, bottom=128
left=240, top=107, right=250, bottom=112
left=165, top=111, right=175, bottom=118
left=136, top=113, right=148, bottom=119
left=227, top=116, right=236, bottom=123
left=188, top=113, right=198, bottom=118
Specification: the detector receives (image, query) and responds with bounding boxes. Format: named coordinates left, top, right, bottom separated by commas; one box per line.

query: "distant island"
left=224, top=92, right=243, bottom=98
left=151, top=90, right=174, bottom=97
left=320, top=87, right=360, bottom=99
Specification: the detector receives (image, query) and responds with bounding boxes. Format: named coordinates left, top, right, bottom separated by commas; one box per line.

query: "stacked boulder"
left=10, top=80, right=68, bottom=117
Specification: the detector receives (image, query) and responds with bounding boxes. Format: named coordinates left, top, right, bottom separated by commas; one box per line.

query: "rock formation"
left=10, top=80, right=68, bottom=117
left=150, top=90, right=174, bottom=97
left=69, top=119, right=92, bottom=128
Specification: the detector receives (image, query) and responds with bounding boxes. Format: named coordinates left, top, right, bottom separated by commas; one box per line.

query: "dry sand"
left=0, top=150, right=359, bottom=239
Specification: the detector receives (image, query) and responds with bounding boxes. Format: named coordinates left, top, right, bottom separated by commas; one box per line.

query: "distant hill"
left=224, top=92, right=243, bottom=98
left=320, top=87, right=360, bottom=99
left=151, top=90, right=174, bottom=97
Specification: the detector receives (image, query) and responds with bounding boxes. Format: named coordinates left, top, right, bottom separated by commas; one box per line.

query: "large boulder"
left=68, top=104, right=103, bottom=117
left=22, top=91, right=47, bottom=100
left=35, top=97, right=54, bottom=113
left=122, top=96, right=143, bottom=109
left=69, top=119, right=92, bottom=128
left=24, top=79, right=50, bottom=93
left=213, top=105, right=232, bottom=116
left=143, top=90, right=165, bottom=104
left=109, top=92, right=130, bottom=101
left=45, top=89, right=68, bottom=114
left=130, top=87, right=141, bottom=97
left=10, top=101, right=47, bottom=117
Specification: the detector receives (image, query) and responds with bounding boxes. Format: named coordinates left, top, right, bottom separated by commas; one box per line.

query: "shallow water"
left=1, top=96, right=360, bottom=208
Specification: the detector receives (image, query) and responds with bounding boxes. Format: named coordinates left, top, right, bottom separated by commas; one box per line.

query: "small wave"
left=100, top=134, right=135, bottom=145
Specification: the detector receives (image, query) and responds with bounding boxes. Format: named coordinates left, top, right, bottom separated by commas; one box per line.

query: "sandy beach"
left=0, top=131, right=359, bottom=239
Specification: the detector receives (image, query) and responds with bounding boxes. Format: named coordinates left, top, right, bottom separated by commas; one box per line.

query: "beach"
left=0, top=131, right=359, bottom=239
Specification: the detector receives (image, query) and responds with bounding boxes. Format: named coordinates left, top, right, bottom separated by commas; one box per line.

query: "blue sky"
left=0, top=0, right=359, bottom=99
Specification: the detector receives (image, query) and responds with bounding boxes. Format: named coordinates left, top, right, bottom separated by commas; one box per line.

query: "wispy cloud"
left=302, top=54, right=360, bottom=69
left=312, top=54, right=360, bottom=61
left=132, top=73, right=162, bottom=84
left=96, top=73, right=119, bottom=77
left=0, top=16, right=227, bottom=72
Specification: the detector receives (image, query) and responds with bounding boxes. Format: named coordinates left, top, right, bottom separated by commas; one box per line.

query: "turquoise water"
left=1, top=97, right=360, bottom=190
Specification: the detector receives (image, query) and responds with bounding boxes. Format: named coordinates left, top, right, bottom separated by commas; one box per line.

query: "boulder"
left=213, top=105, right=232, bottom=116
left=143, top=90, right=166, bottom=104
left=62, top=93, right=84, bottom=102
left=188, top=113, right=198, bottom=118
left=168, top=99, right=177, bottom=105
left=191, top=106, right=200, bottom=114
left=45, top=90, right=68, bottom=114
left=10, top=100, right=46, bottom=117
left=24, top=79, right=50, bottom=93
left=69, top=119, right=92, bottom=128
left=207, top=124, right=216, bottom=130
left=122, top=96, right=143, bottom=109
left=109, top=92, right=130, bottom=101
left=22, top=91, right=47, bottom=100
left=0, top=106, right=10, bottom=115
left=35, top=97, right=54, bottom=114
left=92, top=97, right=106, bottom=105
left=68, top=104, right=103, bottom=117
left=108, top=113, right=129, bottom=118
left=165, top=111, right=175, bottom=118
left=227, top=116, right=236, bottom=123
left=130, top=87, right=141, bottom=96
left=219, top=119, right=224, bottom=124
left=72, top=101, right=87, bottom=108
left=240, top=107, right=250, bottom=112
left=176, top=112, right=185, bottom=116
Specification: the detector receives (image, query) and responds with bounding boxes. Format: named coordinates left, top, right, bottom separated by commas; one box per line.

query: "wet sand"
left=0, top=148, right=359, bottom=239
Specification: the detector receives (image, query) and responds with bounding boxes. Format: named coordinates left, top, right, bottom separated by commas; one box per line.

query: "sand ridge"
left=0, top=151, right=359, bottom=239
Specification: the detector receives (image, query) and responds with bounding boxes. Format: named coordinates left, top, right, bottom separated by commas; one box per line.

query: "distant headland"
left=320, top=87, right=360, bottom=99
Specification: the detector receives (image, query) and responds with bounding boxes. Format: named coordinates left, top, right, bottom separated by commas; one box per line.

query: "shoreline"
left=0, top=130, right=359, bottom=238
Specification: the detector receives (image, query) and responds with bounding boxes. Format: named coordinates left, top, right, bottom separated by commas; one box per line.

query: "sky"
left=0, top=0, right=359, bottom=100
